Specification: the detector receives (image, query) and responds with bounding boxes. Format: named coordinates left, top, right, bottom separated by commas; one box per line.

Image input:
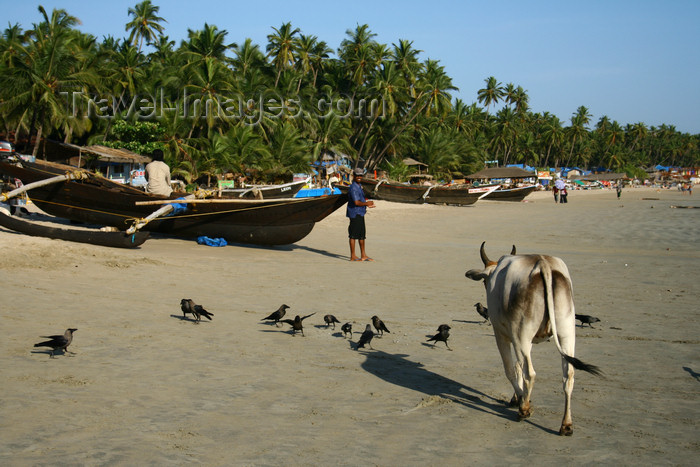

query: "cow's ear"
left=465, top=269, right=488, bottom=282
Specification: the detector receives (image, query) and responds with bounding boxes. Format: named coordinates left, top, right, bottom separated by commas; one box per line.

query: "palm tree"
left=540, top=113, right=564, bottom=168
left=268, top=121, right=311, bottom=174
left=421, top=59, right=456, bottom=117
left=182, top=23, right=234, bottom=64
left=222, top=124, right=272, bottom=174
left=413, top=126, right=460, bottom=180
left=392, top=39, right=422, bottom=98
left=0, top=23, right=27, bottom=68
left=512, top=86, right=529, bottom=114
left=266, top=22, right=300, bottom=87
left=491, top=107, right=519, bottom=165
left=182, top=57, right=236, bottom=134
left=125, top=1, right=166, bottom=52
left=0, top=6, right=98, bottom=156
left=564, top=105, right=591, bottom=168
left=309, top=39, right=332, bottom=89
left=232, top=38, right=267, bottom=79
left=477, top=76, right=504, bottom=117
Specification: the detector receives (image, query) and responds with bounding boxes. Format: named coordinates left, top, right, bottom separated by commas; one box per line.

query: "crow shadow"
left=169, top=314, right=210, bottom=324
left=452, top=319, right=489, bottom=325
left=420, top=341, right=450, bottom=350
left=359, top=349, right=558, bottom=435
left=31, top=349, right=70, bottom=357
left=683, top=366, right=700, bottom=382
left=259, top=320, right=284, bottom=327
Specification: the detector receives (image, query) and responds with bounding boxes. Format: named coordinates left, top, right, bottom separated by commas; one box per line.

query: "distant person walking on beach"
left=616, top=184, right=622, bottom=199
left=560, top=187, right=568, bottom=203
left=347, top=168, right=375, bottom=261
left=553, top=186, right=559, bottom=203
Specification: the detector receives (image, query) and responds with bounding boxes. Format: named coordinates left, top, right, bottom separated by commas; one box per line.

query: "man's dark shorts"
left=348, top=215, right=366, bottom=240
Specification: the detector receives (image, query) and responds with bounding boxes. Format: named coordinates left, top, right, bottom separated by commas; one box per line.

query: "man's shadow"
left=359, top=350, right=558, bottom=435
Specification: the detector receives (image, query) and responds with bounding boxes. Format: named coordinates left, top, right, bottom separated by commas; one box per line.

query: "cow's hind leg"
left=559, top=334, right=576, bottom=436
left=494, top=334, right=524, bottom=411
left=516, top=341, right=536, bottom=420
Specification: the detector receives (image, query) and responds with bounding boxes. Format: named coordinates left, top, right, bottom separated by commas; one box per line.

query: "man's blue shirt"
left=346, top=181, right=367, bottom=218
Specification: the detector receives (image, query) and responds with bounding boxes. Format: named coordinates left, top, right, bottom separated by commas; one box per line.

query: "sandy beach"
left=1, top=186, right=698, bottom=465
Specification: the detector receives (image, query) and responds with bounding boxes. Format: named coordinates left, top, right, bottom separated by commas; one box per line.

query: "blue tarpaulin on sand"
left=197, top=236, right=228, bottom=247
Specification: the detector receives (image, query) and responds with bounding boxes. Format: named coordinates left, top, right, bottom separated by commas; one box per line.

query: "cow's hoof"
left=508, top=395, right=519, bottom=407
left=559, top=425, right=573, bottom=436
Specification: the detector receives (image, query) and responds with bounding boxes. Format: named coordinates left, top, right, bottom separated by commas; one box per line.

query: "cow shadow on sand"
left=359, top=350, right=559, bottom=435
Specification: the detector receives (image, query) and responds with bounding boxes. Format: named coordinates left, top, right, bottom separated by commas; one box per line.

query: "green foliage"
left=102, top=120, right=166, bottom=155
left=622, top=164, right=648, bottom=180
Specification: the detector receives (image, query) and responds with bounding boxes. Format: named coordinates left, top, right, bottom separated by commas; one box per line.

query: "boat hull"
left=220, top=179, right=306, bottom=199
left=0, top=209, right=149, bottom=248
left=359, top=179, right=430, bottom=204
left=0, top=160, right=347, bottom=246
left=482, top=185, right=538, bottom=202
left=424, top=185, right=493, bottom=206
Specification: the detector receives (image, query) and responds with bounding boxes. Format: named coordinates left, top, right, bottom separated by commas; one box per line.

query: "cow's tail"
left=539, top=259, right=603, bottom=377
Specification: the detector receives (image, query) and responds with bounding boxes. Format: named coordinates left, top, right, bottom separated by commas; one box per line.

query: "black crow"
left=280, top=313, right=316, bottom=336
left=341, top=322, right=352, bottom=338
left=575, top=314, right=601, bottom=328
left=427, top=324, right=451, bottom=350
left=34, top=328, right=77, bottom=357
left=356, top=324, right=374, bottom=350
left=474, top=302, right=489, bottom=323
left=180, top=299, right=213, bottom=323
left=371, top=315, right=390, bottom=337
left=324, top=314, right=341, bottom=329
left=262, top=304, right=290, bottom=327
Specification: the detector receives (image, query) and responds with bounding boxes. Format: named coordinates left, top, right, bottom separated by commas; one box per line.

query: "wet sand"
left=1, top=187, right=698, bottom=465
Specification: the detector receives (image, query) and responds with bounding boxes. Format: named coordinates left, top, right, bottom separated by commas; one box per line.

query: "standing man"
left=144, top=149, right=172, bottom=196
left=347, top=167, right=375, bottom=261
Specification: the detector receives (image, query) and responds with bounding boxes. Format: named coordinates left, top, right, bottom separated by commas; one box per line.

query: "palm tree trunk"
left=32, top=124, right=43, bottom=158
left=366, top=94, right=428, bottom=170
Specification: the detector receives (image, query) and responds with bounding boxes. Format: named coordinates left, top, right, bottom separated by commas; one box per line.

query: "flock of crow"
left=260, top=303, right=400, bottom=350
left=32, top=299, right=600, bottom=358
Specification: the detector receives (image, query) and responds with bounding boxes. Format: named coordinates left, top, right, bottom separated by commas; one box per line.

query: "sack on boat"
left=197, top=236, right=227, bottom=247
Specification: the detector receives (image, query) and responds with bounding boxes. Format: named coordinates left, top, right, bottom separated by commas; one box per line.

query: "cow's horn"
left=511, top=245, right=516, bottom=255
left=479, top=241, right=490, bottom=266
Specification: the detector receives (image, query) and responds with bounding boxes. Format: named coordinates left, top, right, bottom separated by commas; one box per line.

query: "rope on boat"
left=422, top=185, right=435, bottom=200
left=28, top=197, right=293, bottom=233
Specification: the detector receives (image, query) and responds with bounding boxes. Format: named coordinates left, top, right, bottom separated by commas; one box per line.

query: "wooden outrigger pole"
left=0, top=171, right=87, bottom=203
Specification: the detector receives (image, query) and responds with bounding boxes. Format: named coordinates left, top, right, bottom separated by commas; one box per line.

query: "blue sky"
left=4, top=0, right=700, bottom=134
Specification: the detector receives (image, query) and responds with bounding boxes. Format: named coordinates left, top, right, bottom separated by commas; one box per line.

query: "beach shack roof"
left=466, top=167, right=535, bottom=180
left=71, top=144, right=152, bottom=163
left=403, top=157, right=428, bottom=167
left=570, top=172, right=628, bottom=181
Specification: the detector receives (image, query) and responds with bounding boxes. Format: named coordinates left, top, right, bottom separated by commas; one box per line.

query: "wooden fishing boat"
left=0, top=208, right=149, bottom=248
left=341, top=179, right=496, bottom=206
left=0, top=158, right=347, bottom=246
left=482, top=184, right=538, bottom=202
left=219, top=179, right=307, bottom=199
left=424, top=184, right=499, bottom=206
left=358, top=178, right=431, bottom=204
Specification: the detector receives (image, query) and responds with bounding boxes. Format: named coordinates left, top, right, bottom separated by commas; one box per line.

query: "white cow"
left=465, top=242, right=601, bottom=436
